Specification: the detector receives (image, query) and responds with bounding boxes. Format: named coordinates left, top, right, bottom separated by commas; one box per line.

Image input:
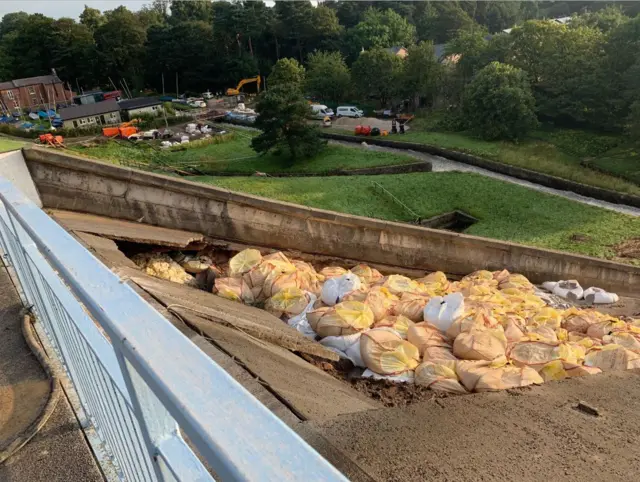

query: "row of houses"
left=58, top=97, right=165, bottom=129
left=0, top=72, right=73, bottom=112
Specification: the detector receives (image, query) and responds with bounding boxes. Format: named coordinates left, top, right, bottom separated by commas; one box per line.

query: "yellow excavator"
left=226, top=75, right=261, bottom=96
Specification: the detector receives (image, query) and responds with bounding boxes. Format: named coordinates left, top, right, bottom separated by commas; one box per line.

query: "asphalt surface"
left=331, top=140, right=640, bottom=217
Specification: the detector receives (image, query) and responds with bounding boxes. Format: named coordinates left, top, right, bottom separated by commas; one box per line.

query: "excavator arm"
left=226, top=75, right=261, bottom=96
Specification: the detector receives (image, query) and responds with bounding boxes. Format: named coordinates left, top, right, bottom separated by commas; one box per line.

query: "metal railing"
left=0, top=177, right=347, bottom=482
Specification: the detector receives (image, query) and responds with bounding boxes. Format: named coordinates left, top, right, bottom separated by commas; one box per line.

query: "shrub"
left=463, top=61, right=538, bottom=140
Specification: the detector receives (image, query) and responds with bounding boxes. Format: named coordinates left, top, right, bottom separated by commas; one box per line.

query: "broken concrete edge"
left=22, top=146, right=640, bottom=296
left=186, top=161, right=432, bottom=178
left=321, top=132, right=640, bottom=208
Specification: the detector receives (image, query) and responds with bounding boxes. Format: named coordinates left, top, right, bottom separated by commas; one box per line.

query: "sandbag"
left=264, top=288, right=311, bottom=318
left=132, top=253, right=197, bottom=286
left=307, top=301, right=375, bottom=338
left=423, top=292, right=465, bottom=332
left=423, top=346, right=457, bottom=361
left=319, top=266, right=348, bottom=279
left=374, top=315, right=415, bottom=338
left=526, top=325, right=558, bottom=342
left=173, top=253, right=213, bottom=274
left=393, top=292, right=429, bottom=322
left=360, top=328, right=420, bottom=375
left=363, top=287, right=399, bottom=321
left=415, top=361, right=467, bottom=394
left=504, top=317, right=526, bottom=343
left=561, top=309, right=598, bottom=334
left=407, top=322, right=451, bottom=357
left=229, top=249, right=263, bottom=277
left=383, top=275, right=419, bottom=295
left=584, top=344, right=640, bottom=371
left=498, top=273, right=534, bottom=292
left=321, top=273, right=361, bottom=306
left=214, top=277, right=255, bottom=304
left=320, top=333, right=365, bottom=367
left=456, top=360, right=543, bottom=392
left=261, top=269, right=320, bottom=299
left=603, top=332, right=640, bottom=353
left=553, top=279, right=584, bottom=300
left=446, top=312, right=501, bottom=340
left=287, top=293, right=318, bottom=339
left=453, top=329, right=507, bottom=362
left=539, top=360, right=602, bottom=382
left=586, top=319, right=627, bottom=339
left=583, top=287, right=619, bottom=304
left=416, top=271, right=448, bottom=285
left=508, top=341, right=582, bottom=369
left=528, top=307, right=562, bottom=329
left=350, top=264, right=383, bottom=285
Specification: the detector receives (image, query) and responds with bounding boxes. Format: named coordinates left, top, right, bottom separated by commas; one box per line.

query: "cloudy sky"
left=0, top=1, right=149, bottom=19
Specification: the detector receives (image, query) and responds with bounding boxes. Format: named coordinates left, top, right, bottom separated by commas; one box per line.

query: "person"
left=391, top=118, right=398, bottom=134
left=399, top=119, right=405, bottom=134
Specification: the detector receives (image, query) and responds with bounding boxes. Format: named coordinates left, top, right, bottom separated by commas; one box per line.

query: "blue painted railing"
left=0, top=178, right=347, bottom=482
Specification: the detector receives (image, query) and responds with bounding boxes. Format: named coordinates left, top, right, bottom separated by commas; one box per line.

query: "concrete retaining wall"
left=323, top=132, right=640, bottom=208
left=23, top=147, right=639, bottom=296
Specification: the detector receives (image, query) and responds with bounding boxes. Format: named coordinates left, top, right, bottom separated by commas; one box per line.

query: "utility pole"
left=162, top=72, right=165, bottom=96
left=175, top=72, right=179, bottom=98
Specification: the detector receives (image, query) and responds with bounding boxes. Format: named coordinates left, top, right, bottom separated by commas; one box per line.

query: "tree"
left=267, top=58, right=305, bottom=90
left=79, top=5, right=104, bottom=33
left=570, top=5, right=628, bottom=33
left=415, top=2, right=477, bottom=43
left=463, top=61, right=538, bottom=140
left=169, top=0, right=211, bottom=24
left=352, top=48, right=404, bottom=107
left=348, top=8, right=416, bottom=52
left=402, top=41, right=442, bottom=108
left=306, top=51, right=351, bottom=103
left=51, top=19, right=97, bottom=89
left=252, top=84, right=326, bottom=160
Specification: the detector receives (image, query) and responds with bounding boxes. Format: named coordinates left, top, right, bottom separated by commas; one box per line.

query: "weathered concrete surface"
left=24, top=147, right=639, bottom=296
left=116, top=266, right=339, bottom=361
left=0, top=150, right=41, bottom=207
left=306, top=370, right=640, bottom=482
left=0, top=267, right=103, bottom=482
left=73, top=231, right=139, bottom=269
left=50, top=208, right=204, bottom=247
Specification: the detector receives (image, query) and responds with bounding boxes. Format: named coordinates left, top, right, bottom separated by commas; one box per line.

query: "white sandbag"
left=361, top=369, right=414, bottom=383
left=423, top=292, right=464, bottom=332
left=320, top=333, right=365, bottom=367
left=321, top=273, right=361, bottom=306
left=552, top=280, right=583, bottom=300
left=541, top=281, right=558, bottom=292
left=583, top=287, right=619, bottom=304
left=287, top=293, right=318, bottom=340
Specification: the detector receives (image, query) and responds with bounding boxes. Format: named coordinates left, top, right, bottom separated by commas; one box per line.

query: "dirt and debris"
left=613, top=237, right=640, bottom=259
left=570, top=233, right=593, bottom=243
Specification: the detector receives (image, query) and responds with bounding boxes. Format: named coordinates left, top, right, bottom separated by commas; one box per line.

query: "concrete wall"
left=126, top=105, right=163, bottom=117
left=0, top=150, right=41, bottom=206
left=23, top=147, right=639, bottom=296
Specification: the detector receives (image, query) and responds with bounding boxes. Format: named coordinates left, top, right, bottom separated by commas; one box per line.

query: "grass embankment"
left=192, top=172, right=640, bottom=263
left=333, top=118, right=640, bottom=196
left=584, top=144, right=640, bottom=185
left=69, top=130, right=417, bottom=174
left=0, top=137, right=25, bottom=152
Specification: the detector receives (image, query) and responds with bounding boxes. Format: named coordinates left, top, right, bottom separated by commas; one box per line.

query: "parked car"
left=336, top=106, right=364, bottom=118
left=310, top=104, right=334, bottom=120
left=188, top=100, right=207, bottom=108
left=202, top=91, right=214, bottom=100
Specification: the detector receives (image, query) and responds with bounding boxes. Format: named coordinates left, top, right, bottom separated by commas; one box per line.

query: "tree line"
left=1, top=1, right=640, bottom=138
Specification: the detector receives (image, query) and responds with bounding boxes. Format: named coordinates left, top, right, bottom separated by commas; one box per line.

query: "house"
left=385, top=46, right=408, bottom=58
left=0, top=72, right=73, bottom=112
left=118, top=97, right=163, bottom=119
left=58, top=100, right=121, bottom=129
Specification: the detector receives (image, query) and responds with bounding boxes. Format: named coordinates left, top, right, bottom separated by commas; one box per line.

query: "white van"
left=337, top=106, right=364, bottom=118
left=310, top=104, right=334, bottom=119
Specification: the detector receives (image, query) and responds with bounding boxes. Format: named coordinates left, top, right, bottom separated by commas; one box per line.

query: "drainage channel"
left=331, top=140, right=640, bottom=217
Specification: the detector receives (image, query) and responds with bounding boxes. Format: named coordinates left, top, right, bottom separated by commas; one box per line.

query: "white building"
left=118, top=97, right=164, bottom=118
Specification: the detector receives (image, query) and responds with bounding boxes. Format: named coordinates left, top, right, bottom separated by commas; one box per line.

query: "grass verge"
left=0, top=137, right=26, bottom=153
left=191, top=171, right=640, bottom=263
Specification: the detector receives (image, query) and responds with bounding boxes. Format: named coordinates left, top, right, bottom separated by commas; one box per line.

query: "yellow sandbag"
left=319, top=266, right=348, bottom=279
left=568, top=332, right=600, bottom=350
left=415, top=361, right=467, bottom=394
left=504, top=317, right=526, bottom=343
left=526, top=325, right=558, bottom=342
left=393, top=292, right=429, bottom=322
left=462, top=270, right=495, bottom=283
left=508, top=341, right=582, bottom=369
left=415, top=271, right=448, bottom=285
left=363, top=286, right=398, bottom=321
left=565, top=365, right=602, bottom=378
left=603, top=332, right=640, bottom=353
left=424, top=346, right=458, bottom=361
left=360, top=328, right=420, bottom=375
left=586, top=319, right=627, bottom=340
left=132, top=253, right=197, bottom=286
left=243, top=255, right=297, bottom=298
left=374, top=315, right=415, bottom=338
left=584, top=344, right=640, bottom=370
left=264, top=288, right=310, bottom=318
left=556, top=328, right=568, bottom=341
left=453, top=329, right=507, bottom=362
left=456, top=360, right=542, bottom=392
left=528, top=307, right=562, bottom=329
left=539, top=360, right=568, bottom=382
left=492, top=269, right=510, bottom=283
left=214, top=277, right=255, bottom=304
left=561, top=308, right=598, bottom=334
left=383, top=275, right=419, bottom=295
left=261, top=270, right=320, bottom=299
left=229, top=249, right=263, bottom=277
left=350, top=264, right=383, bottom=285
left=446, top=312, right=501, bottom=340
left=407, top=322, right=451, bottom=357
left=307, top=301, right=374, bottom=338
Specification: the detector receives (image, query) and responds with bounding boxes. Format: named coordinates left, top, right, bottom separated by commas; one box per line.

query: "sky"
left=0, top=1, right=149, bottom=19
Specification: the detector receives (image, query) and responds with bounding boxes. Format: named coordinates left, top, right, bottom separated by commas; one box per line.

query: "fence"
left=0, top=177, right=347, bottom=482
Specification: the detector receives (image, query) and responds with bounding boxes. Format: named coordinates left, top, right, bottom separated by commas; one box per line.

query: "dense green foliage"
left=197, top=172, right=640, bottom=262
left=251, top=84, right=325, bottom=160
left=267, top=58, right=306, bottom=89
left=463, top=62, right=538, bottom=140
left=305, top=51, right=351, bottom=103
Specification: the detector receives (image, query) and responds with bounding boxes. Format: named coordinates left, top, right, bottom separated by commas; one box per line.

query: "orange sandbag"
left=603, top=332, right=640, bottom=353
left=307, top=301, right=374, bottom=338
left=319, top=266, right=348, bottom=280
left=407, top=322, right=450, bottom=357
left=508, top=341, right=582, bottom=369
left=350, top=264, right=383, bottom=285
left=360, top=328, right=420, bottom=375
left=393, top=292, right=429, bottom=322
left=584, top=344, right=640, bottom=370
left=361, top=125, right=371, bottom=136
left=586, top=319, right=627, bottom=339
left=446, top=313, right=501, bottom=340
left=102, top=126, right=119, bottom=137
left=561, top=309, right=598, bottom=334
left=354, top=125, right=363, bottom=135
left=374, top=315, right=414, bottom=338
left=456, top=360, right=543, bottom=392
left=214, top=277, right=255, bottom=304
left=264, top=288, right=311, bottom=318
left=415, top=361, right=467, bottom=394
left=361, top=286, right=398, bottom=321
left=453, top=329, right=507, bottom=362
